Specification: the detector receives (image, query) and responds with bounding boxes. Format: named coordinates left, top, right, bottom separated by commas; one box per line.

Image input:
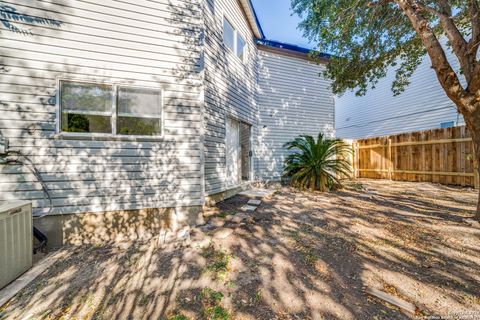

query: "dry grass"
left=1, top=179, right=479, bottom=320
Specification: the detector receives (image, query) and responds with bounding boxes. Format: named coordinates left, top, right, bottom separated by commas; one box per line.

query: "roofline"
left=239, top=0, right=265, bottom=39
left=256, top=39, right=331, bottom=62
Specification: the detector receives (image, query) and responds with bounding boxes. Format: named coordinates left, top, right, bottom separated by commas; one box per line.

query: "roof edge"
left=256, top=39, right=331, bottom=61
left=239, top=0, right=265, bottom=39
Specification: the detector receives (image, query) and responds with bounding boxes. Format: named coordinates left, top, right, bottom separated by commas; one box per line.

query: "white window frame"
left=56, top=78, right=164, bottom=140
left=222, top=15, right=247, bottom=62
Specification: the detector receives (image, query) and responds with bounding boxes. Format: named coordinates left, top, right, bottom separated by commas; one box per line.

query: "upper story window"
left=223, top=18, right=235, bottom=52
left=237, top=34, right=246, bottom=61
left=222, top=16, right=247, bottom=62
left=60, top=80, right=163, bottom=137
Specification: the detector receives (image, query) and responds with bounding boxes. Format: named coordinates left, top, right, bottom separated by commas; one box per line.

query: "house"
left=256, top=39, right=334, bottom=181
left=335, top=46, right=465, bottom=139
left=0, top=0, right=333, bottom=246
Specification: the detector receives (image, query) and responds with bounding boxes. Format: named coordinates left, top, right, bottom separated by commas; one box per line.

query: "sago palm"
left=283, top=133, right=352, bottom=191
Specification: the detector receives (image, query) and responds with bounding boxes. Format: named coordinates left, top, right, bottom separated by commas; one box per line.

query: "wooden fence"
left=352, top=126, right=479, bottom=188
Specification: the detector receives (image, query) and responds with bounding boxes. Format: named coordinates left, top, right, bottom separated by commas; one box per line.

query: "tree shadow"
left=4, top=180, right=478, bottom=319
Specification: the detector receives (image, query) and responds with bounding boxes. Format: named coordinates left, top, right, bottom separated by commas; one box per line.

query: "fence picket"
left=352, top=126, right=478, bottom=189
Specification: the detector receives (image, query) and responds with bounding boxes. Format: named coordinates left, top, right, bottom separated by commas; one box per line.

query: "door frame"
left=225, top=116, right=253, bottom=188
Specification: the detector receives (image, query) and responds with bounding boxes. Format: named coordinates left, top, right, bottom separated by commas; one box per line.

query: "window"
left=237, top=34, right=246, bottom=60
left=60, top=80, right=162, bottom=137
left=223, top=18, right=235, bottom=52
left=222, top=16, right=247, bottom=61
left=61, top=82, right=113, bottom=134
left=440, top=121, right=455, bottom=129
left=117, top=87, right=162, bottom=136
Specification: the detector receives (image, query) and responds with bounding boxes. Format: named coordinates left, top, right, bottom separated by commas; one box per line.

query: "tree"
left=292, top=0, right=480, bottom=220
left=283, top=133, right=352, bottom=191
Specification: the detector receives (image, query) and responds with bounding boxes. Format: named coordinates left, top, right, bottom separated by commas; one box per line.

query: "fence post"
left=352, top=142, right=356, bottom=179
left=475, top=170, right=479, bottom=190
left=387, top=138, right=393, bottom=181
left=355, top=142, right=360, bottom=179
left=475, top=154, right=480, bottom=190
left=472, top=137, right=480, bottom=189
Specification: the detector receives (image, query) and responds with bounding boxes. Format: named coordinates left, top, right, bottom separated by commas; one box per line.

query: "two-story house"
left=0, top=0, right=334, bottom=246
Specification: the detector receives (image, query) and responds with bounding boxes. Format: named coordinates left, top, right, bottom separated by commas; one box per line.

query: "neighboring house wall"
left=203, top=0, right=258, bottom=195
left=0, top=1, right=204, bottom=238
left=256, top=47, right=334, bottom=180
left=336, top=50, right=465, bottom=139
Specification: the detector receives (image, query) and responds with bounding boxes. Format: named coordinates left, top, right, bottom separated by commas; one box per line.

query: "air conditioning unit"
left=0, top=201, right=33, bottom=289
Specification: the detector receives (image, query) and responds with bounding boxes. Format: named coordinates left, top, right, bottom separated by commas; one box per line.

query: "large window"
left=60, top=80, right=162, bottom=137
left=222, top=16, right=247, bottom=61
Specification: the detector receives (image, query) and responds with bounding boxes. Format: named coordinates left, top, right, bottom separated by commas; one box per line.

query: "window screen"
left=117, top=87, right=162, bottom=136
left=61, top=81, right=112, bottom=133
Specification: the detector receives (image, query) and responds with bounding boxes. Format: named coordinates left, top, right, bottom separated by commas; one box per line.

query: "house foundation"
left=33, top=206, right=204, bottom=249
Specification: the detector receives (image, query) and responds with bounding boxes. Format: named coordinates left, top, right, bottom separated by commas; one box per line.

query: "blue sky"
left=251, top=0, right=313, bottom=49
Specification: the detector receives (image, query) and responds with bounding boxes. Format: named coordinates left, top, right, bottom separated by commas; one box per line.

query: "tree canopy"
left=291, top=0, right=479, bottom=96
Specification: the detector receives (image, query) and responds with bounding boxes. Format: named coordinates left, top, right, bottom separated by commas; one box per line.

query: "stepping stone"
left=241, top=205, right=257, bottom=213
left=209, top=217, right=226, bottom=228
left=213, top=228, right=233, bottom=239
left=231, top=213, right=248, bottom=223
left=247, top=199, right=262, bottom=206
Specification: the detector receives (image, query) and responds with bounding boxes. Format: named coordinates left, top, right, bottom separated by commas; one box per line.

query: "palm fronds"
left=283, top=133, right=352, bottom=191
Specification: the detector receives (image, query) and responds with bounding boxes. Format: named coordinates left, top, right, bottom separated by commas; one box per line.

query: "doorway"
left=226, top=118, right=251, bottom=188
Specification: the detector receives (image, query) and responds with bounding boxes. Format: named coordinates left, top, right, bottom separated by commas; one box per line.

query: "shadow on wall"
left=0, top=2, right=204, bottom=242
left=0, top=4, right=61, bottom=34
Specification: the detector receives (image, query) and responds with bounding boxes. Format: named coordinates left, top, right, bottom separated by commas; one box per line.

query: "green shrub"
left=283, top=133, right=352, bottom=191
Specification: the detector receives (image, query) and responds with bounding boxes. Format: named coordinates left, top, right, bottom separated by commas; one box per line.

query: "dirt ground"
left=1, top=179, right=479, bottom=320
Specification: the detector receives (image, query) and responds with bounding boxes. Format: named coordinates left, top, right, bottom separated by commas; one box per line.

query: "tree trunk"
left=457, top=97, right=480, bottom=221
left=477, top=167, right=480, bottom=221
left=468, top=112, right=480, bottom=221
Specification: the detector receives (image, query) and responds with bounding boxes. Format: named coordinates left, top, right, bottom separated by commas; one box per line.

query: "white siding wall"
left=336, top=49, right=465, bottom=139
left=203, top=0, right=258, bottom=195
left=0, top=0, right=204, bottom=215
left=256, top=49, right=335, bottom=180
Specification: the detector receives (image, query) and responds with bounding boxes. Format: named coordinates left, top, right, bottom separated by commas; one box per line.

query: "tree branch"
left=469, top=0, right=480, bottom=56
left=416, top=1, right=476, bottom=85
left=367, top=0, right=394, bottom=7
left=436, top=0, right=452, bottom=16
left=395, top=0, right=472, bottom=114
left=415, top=1, right=444, bottom=18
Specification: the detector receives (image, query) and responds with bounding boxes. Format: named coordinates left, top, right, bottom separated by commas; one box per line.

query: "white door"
left=226, top=118, right=241, bottom=188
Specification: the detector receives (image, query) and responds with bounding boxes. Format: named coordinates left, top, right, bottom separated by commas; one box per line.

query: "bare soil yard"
left=1, top=179, right=479, bottom=320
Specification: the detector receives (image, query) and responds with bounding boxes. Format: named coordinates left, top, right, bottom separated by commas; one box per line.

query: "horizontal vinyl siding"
left=256, top=50, right=335, bottom=180
left=335, top=47, right=466, bottom=139
left=203, top=0, right=258, bottom=195
left=0, top=0, right=204, bottom=215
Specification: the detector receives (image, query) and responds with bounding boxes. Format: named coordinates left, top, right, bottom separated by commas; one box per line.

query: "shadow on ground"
left=1, top=179, right=479, bottom=320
